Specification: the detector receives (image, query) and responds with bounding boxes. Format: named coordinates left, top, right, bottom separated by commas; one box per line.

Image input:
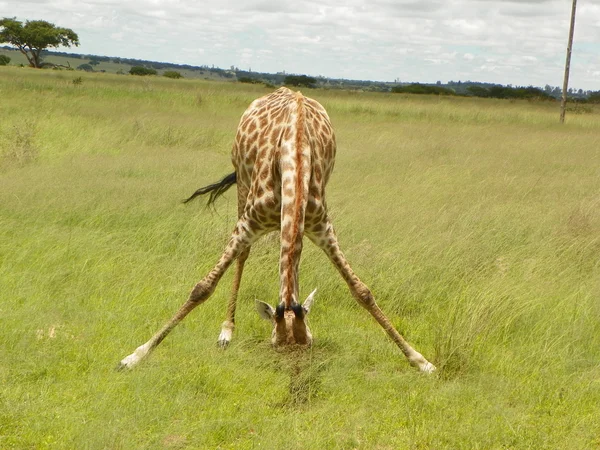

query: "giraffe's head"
left=255, top=289, right=316, bottom=347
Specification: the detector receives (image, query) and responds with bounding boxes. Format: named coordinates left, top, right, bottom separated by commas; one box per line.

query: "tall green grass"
left=1, top=67, right=600, bottom=448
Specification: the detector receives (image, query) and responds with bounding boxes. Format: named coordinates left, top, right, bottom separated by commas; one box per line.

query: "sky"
left=2, top=0, right=600, bottom=90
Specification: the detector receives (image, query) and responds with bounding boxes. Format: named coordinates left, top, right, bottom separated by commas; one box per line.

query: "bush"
left=392, top=83, right=455, bottom=95
left=238, top=76, right=261, bottom=84
left=76, top=63, right=93, bottom=72
left=130, top=66, right=157, bottom=76
left=0, top=54, right=10, bottom=65
left=163, top=70, right=183, bottom=79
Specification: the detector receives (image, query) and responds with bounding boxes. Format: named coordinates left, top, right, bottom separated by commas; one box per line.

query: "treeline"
left=392, top=83, right=564, bottom=100
left=391, top=84, right=455, bottom=95
left=580, top=92, right=600, bottom=103
left=2, top=46, right=395, bottom=91
left=392, top=82, right=600, bottom=102
left=4, top=46, right=598, bottom=100
left=33, top=48, right=236, bottom=77
left=465, top=85, right=553, bottom=100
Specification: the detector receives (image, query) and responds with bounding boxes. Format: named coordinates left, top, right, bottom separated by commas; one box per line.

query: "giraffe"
left=118, top=87, right=435, bottom=373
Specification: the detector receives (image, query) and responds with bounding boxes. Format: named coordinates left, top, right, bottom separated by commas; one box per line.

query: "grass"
left=0, top=48, right=229, bottom=80
left=1, top=66, right=600, bottom=449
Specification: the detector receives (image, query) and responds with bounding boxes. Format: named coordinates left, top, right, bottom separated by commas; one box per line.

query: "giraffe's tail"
left=183, top=172, right=236, bottom=206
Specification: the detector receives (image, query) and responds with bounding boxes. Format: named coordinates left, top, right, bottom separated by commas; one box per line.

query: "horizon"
left=2, top=1, right=600, bottom=90
left=3, top=45, right=594, bottom=93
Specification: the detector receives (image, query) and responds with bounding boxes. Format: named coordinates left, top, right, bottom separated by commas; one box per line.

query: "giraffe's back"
left=231, top=87, right=337, bottom=232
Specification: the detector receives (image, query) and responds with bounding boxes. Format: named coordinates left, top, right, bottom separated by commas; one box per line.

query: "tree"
left=76, top=63, right=93, bottom=72
left=0, top=54, right=10, bottom=65
left=284, top=74, right=317, bottom=88
left=466, top=85, right=490, bottom=97
left=0, top=18, right=79, bottom=68
left=129, top=66, right=157, bottom=76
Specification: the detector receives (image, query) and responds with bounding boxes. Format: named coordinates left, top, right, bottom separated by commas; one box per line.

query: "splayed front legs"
left=307, top=218, right=435, bottom=373
left=118, top=218, right=257, bottom=370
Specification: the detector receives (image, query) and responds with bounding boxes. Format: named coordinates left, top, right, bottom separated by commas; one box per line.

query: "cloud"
left=2, top=0, right=599, bottom=89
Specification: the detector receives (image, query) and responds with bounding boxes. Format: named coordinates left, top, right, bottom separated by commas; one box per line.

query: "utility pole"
left=560, top=0, right=577, bottom=124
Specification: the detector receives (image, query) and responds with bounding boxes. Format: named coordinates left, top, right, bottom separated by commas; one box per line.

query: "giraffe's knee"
left=189, top=280, right=215, bottom=303
left=353, top=283, right=375, bottom=309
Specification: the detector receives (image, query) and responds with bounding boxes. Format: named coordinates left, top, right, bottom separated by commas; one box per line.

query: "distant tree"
left=238, top=76, right=261, bottom=84
left=129, top=66, right=157, bottom=76
left=466, top=85, right=490, bottom=97
left=0, top=54, right=10, bottom=65
left=0, top=18, right=79, bottom=68
left=588, top=91, right=600, bottom=103
left=76, top=63, right=93, bottom=72
left=284, top=74, right=317, bottom=88
left=465, top=84, right=551, bottom=100
left=88, top=59, right=100, bottom=66
left=392, top=83, right=455, bottom=95
left=163, top=70, right=183, bottom=79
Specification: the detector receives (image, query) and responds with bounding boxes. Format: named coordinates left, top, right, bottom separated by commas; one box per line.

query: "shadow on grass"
left=240, top=337, right=340, bottom=408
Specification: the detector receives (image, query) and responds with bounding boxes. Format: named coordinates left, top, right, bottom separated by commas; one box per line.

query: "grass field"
left=0, top=48, right=227, bottom=80
left=1, top=66, right=600, bottom=449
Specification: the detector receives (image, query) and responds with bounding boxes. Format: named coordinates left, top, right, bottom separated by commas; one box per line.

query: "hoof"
left=217, top=338, right=230, bottom=349
left=116, top=354, right=139, bottom=371
left=115, top=361, right=130, bottom=372
left=420, top=361, right=436, bottom=374
left=408, top=353, right=437, bottom=374
left=217, top=322, right=233, bottom=349
left=117, top=343, right=150, bottom=371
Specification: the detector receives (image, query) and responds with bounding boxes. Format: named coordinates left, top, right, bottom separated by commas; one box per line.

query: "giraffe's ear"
left=302, top=289, right=317, bottom=315
left=255, top=300, right=275, bottom=320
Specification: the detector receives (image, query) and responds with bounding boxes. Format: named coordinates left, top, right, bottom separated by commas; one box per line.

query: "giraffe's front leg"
left=217, top=247, right=251, bottom=348
left=307, top=218, right=436, bottom=373
left=118, top=217, right=258, bottom=370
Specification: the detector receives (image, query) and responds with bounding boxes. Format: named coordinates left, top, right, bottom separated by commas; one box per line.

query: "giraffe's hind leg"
left=118, top=215, right=262, bottom=370
left=217, top=246, right=250, bottom=348
left=306, top=218, right=435, bottom=373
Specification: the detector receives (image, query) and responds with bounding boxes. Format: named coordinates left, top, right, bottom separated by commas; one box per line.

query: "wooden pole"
left=560, top=0, right=577, bottom=124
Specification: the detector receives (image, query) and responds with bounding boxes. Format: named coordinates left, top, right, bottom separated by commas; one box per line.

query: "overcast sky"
left=2, top=0, right=599, bottom=90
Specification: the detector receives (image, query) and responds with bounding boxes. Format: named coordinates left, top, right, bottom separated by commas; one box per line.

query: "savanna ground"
left=1, top=67, right=600, bottom=449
